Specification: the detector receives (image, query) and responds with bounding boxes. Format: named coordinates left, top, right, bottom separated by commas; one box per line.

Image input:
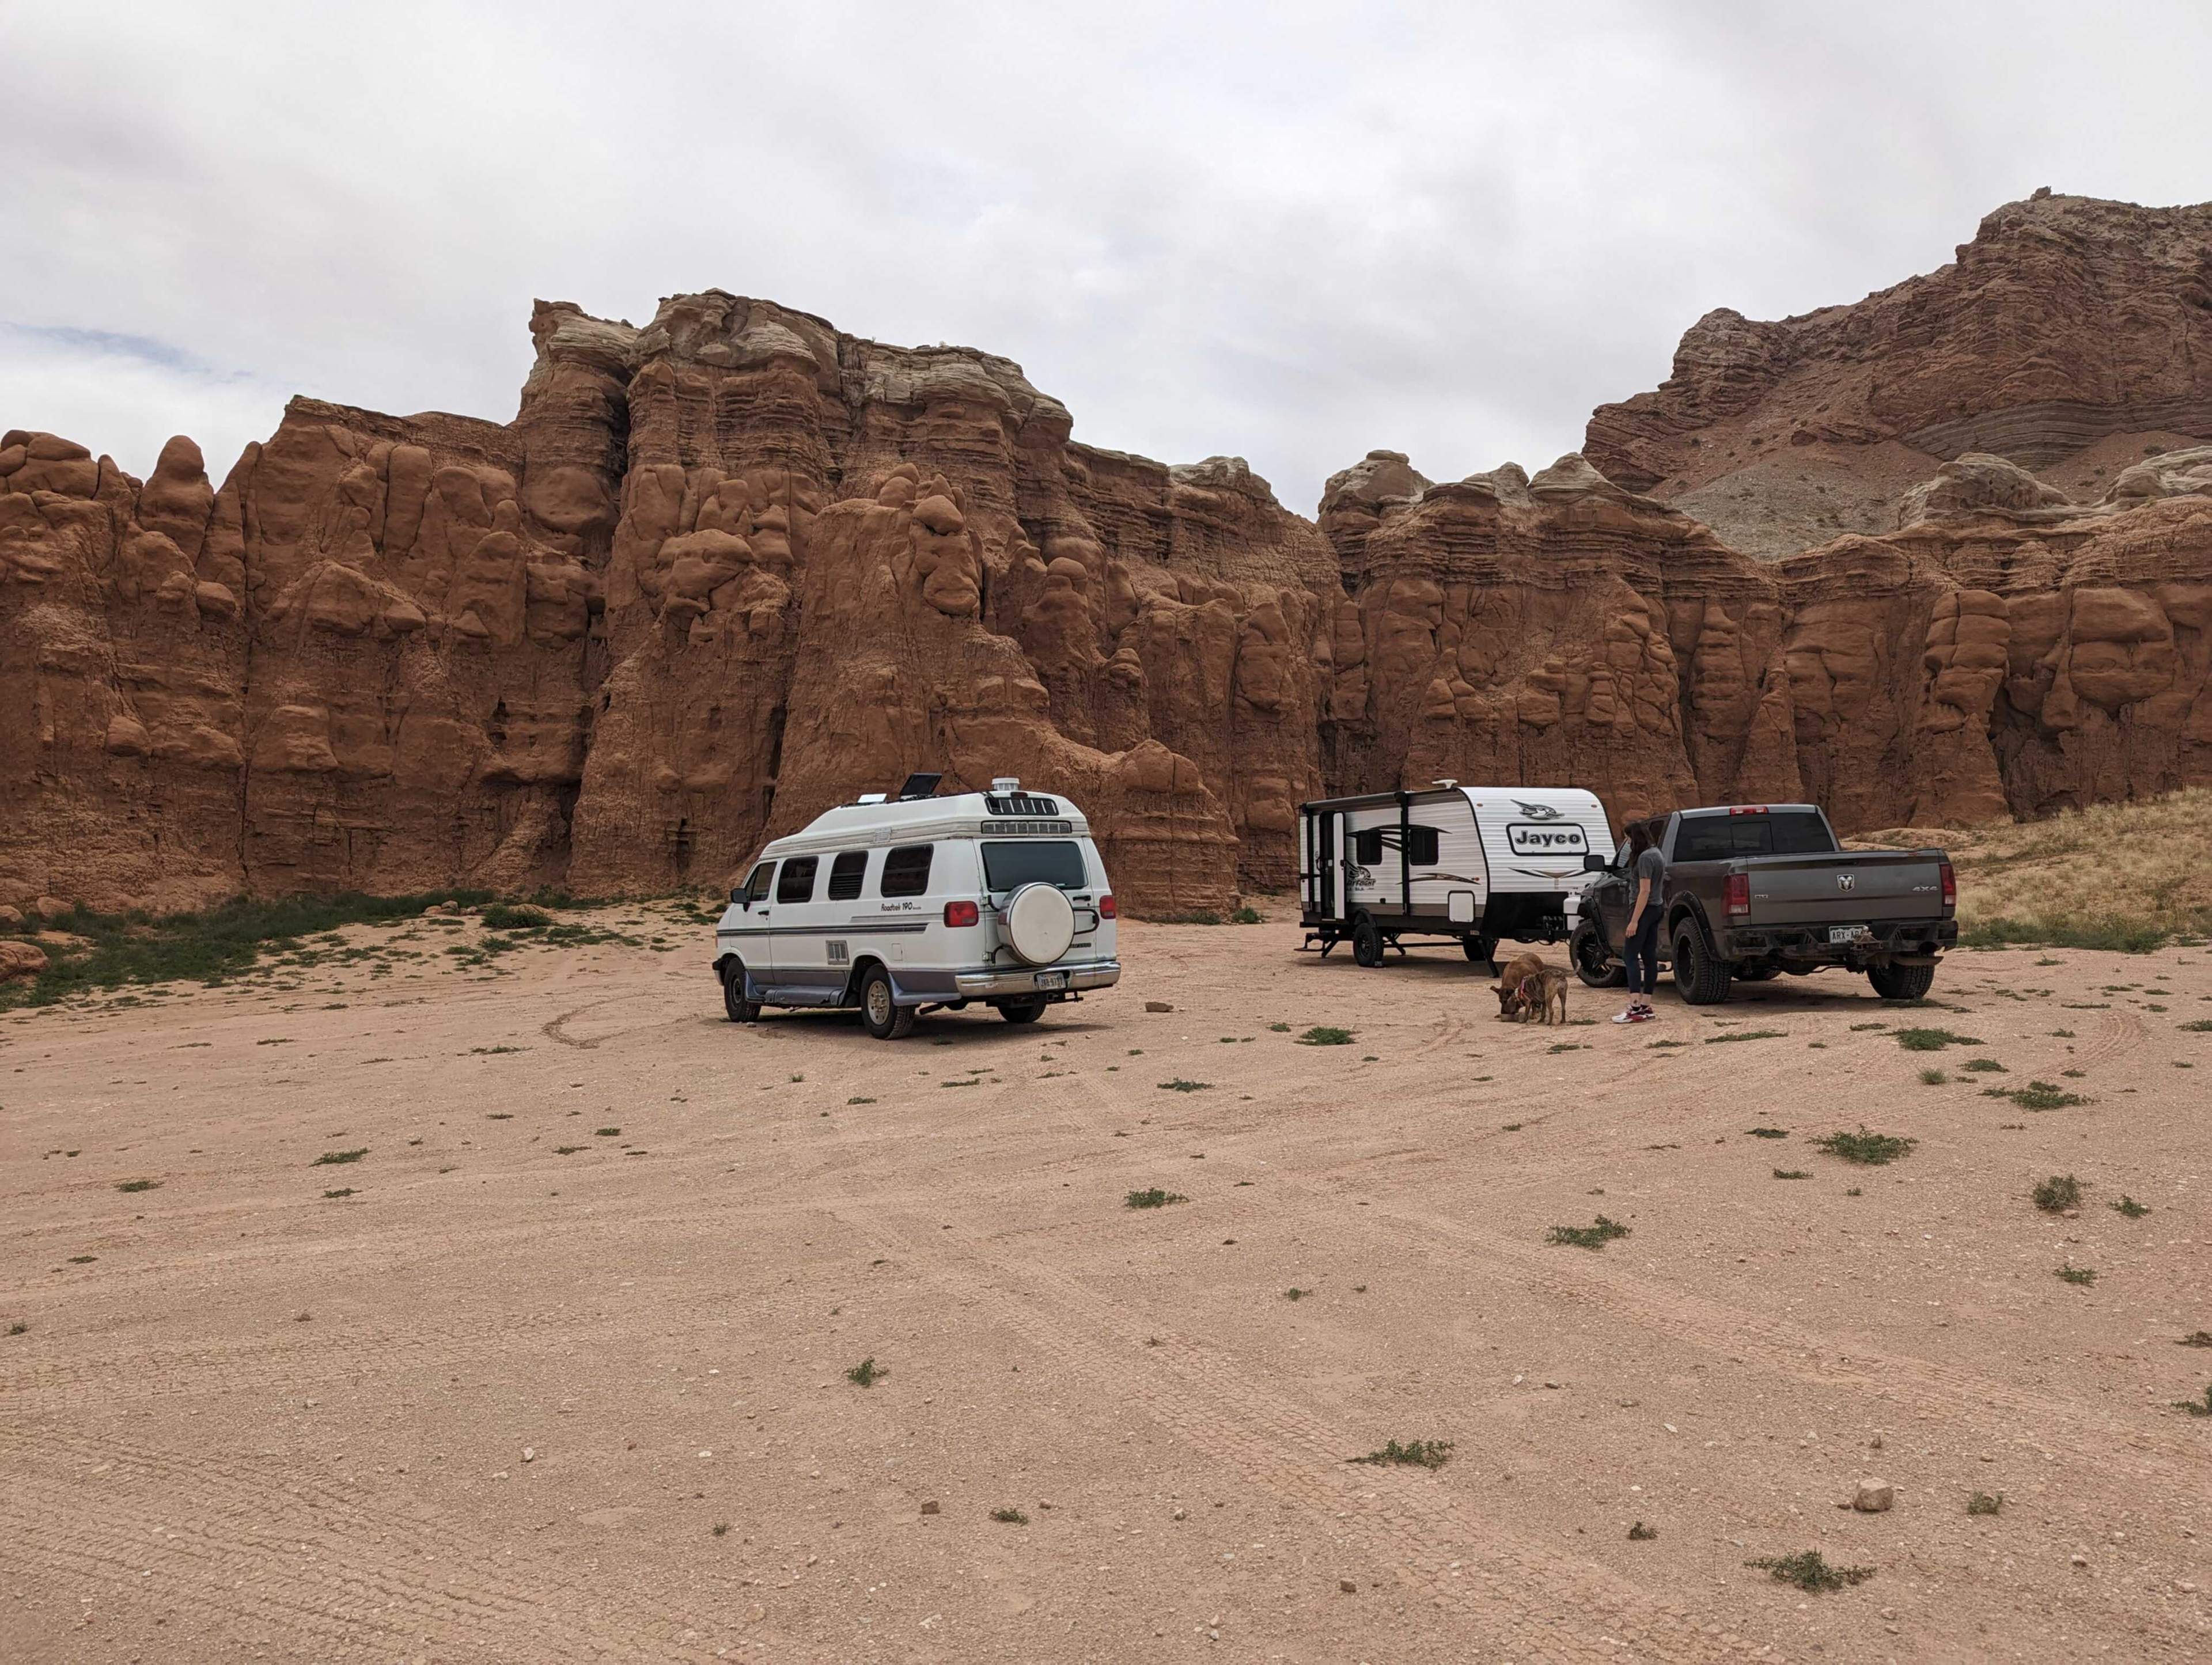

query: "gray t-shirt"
left=1632, top=845, right=1666, bottom=913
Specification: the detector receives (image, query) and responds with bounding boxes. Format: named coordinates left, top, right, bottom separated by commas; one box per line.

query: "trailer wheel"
left=721, top=959, right=760, bottom=1023
left=1351, top=915, right=1384, bottom=968
left=1671, top=921, right=1732, bottom=1006
left=1867, top=961, right=1935, bottom=1002
left=1570, top=921, right=1624, bottom=988
left=1461, top=936, right=1498, bottom=970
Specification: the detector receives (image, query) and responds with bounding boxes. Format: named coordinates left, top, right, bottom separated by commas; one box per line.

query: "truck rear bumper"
left=1715, top=919, right=1957, bottom=962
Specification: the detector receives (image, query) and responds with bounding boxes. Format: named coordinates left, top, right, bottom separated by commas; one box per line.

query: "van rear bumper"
left=953, top=959, right=1122, bottom=998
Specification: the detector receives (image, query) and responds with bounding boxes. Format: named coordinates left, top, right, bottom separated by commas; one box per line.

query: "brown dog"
left=1493, top=951, right=1547, bottom=1021
left=1515, top=964, right=1570, bottom=1027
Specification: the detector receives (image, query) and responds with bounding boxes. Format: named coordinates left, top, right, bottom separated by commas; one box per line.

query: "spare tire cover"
left=1003, top=882, right=1076, bottom=965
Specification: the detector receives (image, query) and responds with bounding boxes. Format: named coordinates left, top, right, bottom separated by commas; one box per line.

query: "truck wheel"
left=1571, top=921, right=1624, bottom=988
left=721, top=959, right=760, bottom=1023
left=1867, top=961, right=1936, bottom=1002
left=859, top=965, right=916, bottom=1039
left=1351, top=915, right=1384, bottom=968
left=1461, top=936, right=1498, bottom=970
left=1671, top=921, right=1732, bottom=1006
left=998, top=996, right=1047, bottom=1024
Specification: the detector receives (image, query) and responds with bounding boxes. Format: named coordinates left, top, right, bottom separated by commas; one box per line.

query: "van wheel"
left=1671, top=921, right=1732, bottom=1006
left=1571, top=921, right=1624, bottom=988
left=1867, top=961, right=1935, bottom=1001
left=998, top=996, right=1047, bottom=1024
left=721, top=960, right=760, bottom=1023
left=859, top=965, right=915, bottom=1039
left=1461, top=936, right=1497, bottom=969
left=1351, top=915, right=1384, bottom=968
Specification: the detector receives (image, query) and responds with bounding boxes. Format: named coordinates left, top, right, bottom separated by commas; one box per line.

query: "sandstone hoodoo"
left=5, top=192, right=2211, bottom=920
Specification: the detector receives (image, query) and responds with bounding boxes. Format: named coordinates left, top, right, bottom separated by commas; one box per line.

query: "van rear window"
left=1673, top=811, right=1836, bottom=861
left=880, top=844, right=934, bottom=897
left=982, top=840, right=1087, bottom=892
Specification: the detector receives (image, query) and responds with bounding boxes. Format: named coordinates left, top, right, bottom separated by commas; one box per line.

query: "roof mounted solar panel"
left=895, top=772, right=944, bottom=801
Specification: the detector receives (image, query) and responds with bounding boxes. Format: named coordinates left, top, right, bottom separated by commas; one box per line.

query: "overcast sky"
left=5, top=2, right=2210, bottom=515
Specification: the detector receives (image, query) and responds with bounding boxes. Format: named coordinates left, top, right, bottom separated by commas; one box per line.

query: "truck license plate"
left=1828, top=925, right=1871, bottom=944
left=1033, top=970, right=1069, bottom=990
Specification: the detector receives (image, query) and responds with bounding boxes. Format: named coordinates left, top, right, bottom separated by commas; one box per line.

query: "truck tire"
left=997, top=996, right=1048, bottom=1024
left=1351, top=914, right=1384, bottom=968
left=1867, top=961, right=1936, bottom=1002
left=1462, top=936, right=1498, bottom=970
left=1671, top=920, right=1732, bottom=1006
left=859, top=965, right=916, bottom=1039
left=1570, top=921, right=1624, bottom=988
left=721, top=959, right=760, bottom=1023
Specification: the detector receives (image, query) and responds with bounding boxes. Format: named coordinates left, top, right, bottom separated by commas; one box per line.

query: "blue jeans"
left=1624, top=910, right=1662, bottom=997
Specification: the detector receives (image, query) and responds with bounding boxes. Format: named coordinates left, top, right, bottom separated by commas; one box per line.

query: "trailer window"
left=825, top=851, right=868, bottom=901
left=1352, top=826, right=1435, bottom=865
left=982, top=840, right=1087, bottom=892
left=880, top=844, right=934, bottom=897
left=1673, top=811, right=1837, bottom=862
left=743, top=862, right=776, bottom=903
left=776, top=856, right=819, bottom=904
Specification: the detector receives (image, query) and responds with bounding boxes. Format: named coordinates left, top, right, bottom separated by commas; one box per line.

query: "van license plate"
left=1828, top=925, right=1871, bottom=944
left=1033, top=970, right=1069, bottom=990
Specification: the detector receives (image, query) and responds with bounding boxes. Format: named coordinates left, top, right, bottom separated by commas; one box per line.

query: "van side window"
left=776, top=856, right=819, bottom=904
left=1353, top=828, right=1383, bottom=866
left=880, top=844, right=934, bottom=898
left=744, top=862, right=777, bottom=903
left=1404, top=825, right=1439, bottom=864
left=825, top=851, right=868, bottom=901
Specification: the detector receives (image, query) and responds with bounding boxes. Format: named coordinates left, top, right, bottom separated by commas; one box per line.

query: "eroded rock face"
left=8, top=205, right=2212, bottom=917
left=1588, top=192, right=2212, bottom=557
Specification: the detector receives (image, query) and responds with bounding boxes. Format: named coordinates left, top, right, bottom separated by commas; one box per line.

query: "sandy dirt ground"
left=3, top=905, right=2210, bottom=1663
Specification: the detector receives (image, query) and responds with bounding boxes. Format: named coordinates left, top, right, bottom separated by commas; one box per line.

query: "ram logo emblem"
left=1836, top=874, right=1855, bottom=893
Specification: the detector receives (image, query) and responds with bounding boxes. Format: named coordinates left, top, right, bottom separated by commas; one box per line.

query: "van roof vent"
left=990, top=776, right=1021, bottom=793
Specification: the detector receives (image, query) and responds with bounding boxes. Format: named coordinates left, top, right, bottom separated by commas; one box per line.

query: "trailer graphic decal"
left=1506, top=821, right=1588, bottom=855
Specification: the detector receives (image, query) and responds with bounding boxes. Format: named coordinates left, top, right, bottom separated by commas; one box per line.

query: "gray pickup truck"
left=1569, top=804, right=1956, bottom=1004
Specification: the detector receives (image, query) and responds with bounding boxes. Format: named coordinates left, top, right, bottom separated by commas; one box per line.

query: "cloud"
left=3, top=0, right=2209, bottom=509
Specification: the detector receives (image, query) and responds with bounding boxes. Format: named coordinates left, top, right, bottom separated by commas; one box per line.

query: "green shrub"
left=1813, top=1128, right=1915, bottom=1165
left=1347, top=1438, right=1453, bottom=1469
left=2031, top=1174, right=2082, bottom=1212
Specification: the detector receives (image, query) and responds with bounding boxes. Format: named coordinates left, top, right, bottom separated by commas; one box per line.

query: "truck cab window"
left=744, top=862, right=777, bottom=903
left=825, top=851, right=868, bottom=900
left=880, top=844, right=934, bottom=898
left=776, top=856, right=819, bottom=904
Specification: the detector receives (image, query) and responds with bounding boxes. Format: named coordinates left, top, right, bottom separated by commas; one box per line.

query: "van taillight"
left=1940, top=861, right=1956, bottom=911
left=1098, top=894, right=1116, bottom=919
left=1725, top=873, right=1750, bottom=918
left=944, top=900, right=979, bottom=928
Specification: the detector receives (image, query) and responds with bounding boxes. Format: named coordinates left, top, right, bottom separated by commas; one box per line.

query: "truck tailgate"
left=1743, top=852, right=1946, bottom=925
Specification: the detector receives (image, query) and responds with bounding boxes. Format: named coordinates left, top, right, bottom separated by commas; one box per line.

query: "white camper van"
left=713, top=774, right=1122, bottom=1038
left=1297, top=783, right=1612, bottom=968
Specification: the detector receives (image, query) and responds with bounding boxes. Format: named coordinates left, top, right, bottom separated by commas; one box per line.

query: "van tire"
left=1867, top=961, right=1936, bottom=1002
left=721, top=960, right=760, bottom=1023
left=859, top=965, right=915, bottom=1039
left=997, top=996, right=1047, bottom=1024
left=1461, top=936, right=1498, bottom=969
left=1570, top=921, right=1624, bottom=988
left=1351, top=915, right=1384, bottom=968
left=1671, top=920, right=1732, bottom=1006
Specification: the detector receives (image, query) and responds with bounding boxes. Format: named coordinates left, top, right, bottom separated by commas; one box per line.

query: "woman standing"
left=1613, top=817, right=1666, bottom=1024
